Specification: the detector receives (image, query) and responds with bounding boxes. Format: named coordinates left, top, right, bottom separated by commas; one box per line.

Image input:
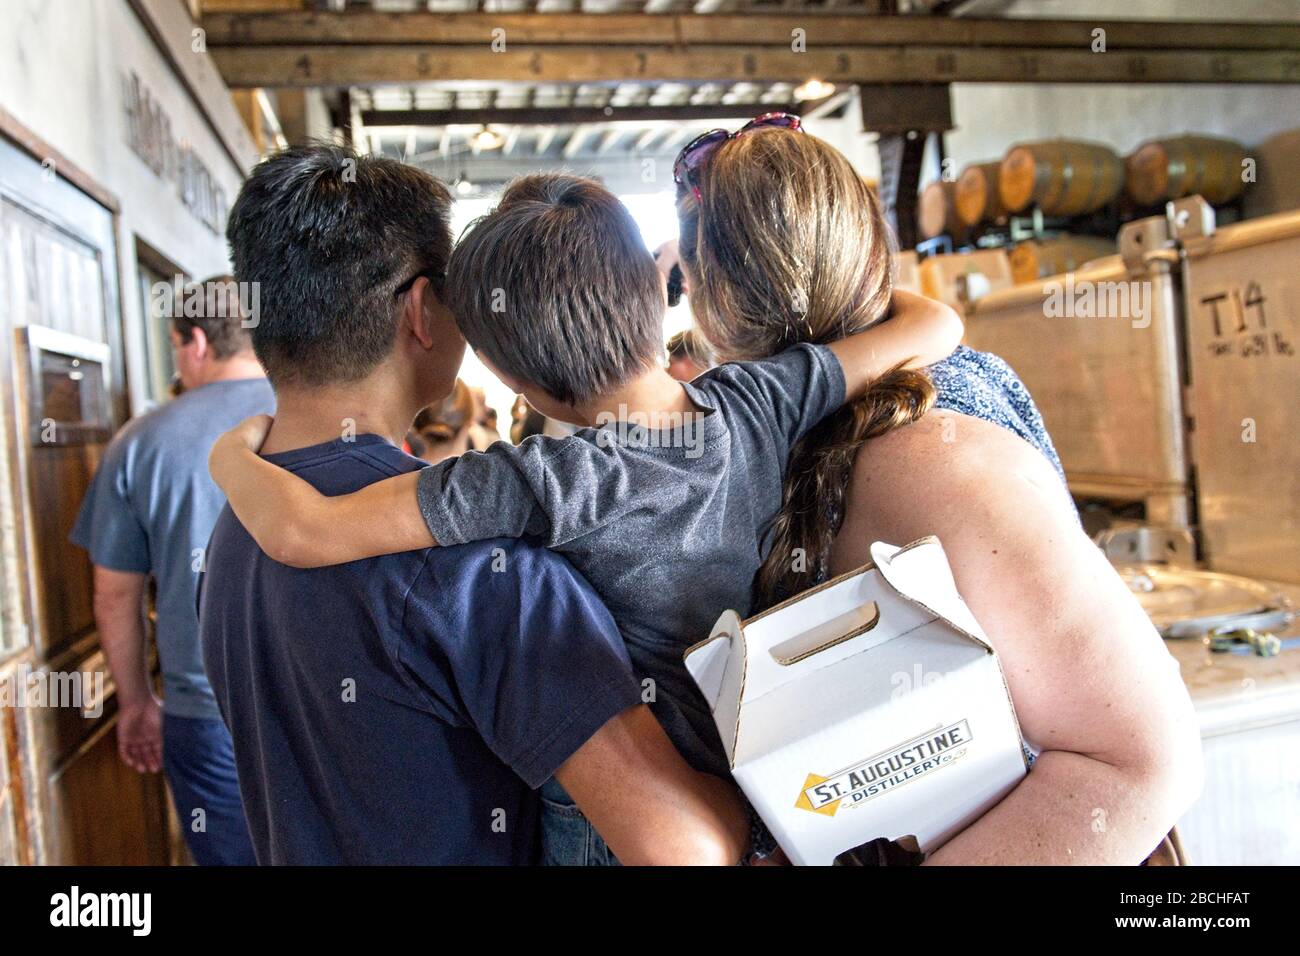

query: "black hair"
left=225, top=142, right=453, bottom=387
left=665, top=263, right=685, bottom=308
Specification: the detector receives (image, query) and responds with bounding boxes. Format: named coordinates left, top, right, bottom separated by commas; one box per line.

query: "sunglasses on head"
left=673, top=112, right=803, bottom=198
left=393, top=266, right=447, bottom=298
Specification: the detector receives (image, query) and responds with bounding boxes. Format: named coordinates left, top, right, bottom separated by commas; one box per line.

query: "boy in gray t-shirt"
left=210, top=175, right=960, bottom=849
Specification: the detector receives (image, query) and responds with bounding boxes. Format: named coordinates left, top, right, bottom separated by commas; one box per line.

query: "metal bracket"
left=955, top=271, right=993, bottom=308
left=1095, top=524, right=1197, bottom=566
left=1008, top=208, right=1047, bottom=241
left=1166, top=195, right=1217, bottom=242
left=1118, top=214, right=1176, bottom=271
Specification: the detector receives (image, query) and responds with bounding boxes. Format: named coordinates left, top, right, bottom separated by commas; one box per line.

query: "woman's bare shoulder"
left=833, top=410, right=1072, bottom=570
left=855, top=410, right=1061, bottom=500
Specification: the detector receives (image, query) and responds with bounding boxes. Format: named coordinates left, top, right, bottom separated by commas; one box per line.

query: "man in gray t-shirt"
left=71, top=276, right=272, bottom=865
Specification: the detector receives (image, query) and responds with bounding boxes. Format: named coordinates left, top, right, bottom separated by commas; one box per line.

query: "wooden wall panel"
left=0, top=121, right=172, bottom=867
left=0, top=788, right=15, bottom=865
left=44, top=712, right=169, bottom=866
left=0, top=703, right=13, bottom=865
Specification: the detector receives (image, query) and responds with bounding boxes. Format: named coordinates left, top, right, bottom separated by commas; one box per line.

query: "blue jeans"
left=539, top=778, right=620, bottom=866
left=162, top=713, right=257, bottom=866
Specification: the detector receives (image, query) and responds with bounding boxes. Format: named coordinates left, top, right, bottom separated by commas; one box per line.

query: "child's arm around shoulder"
left=827, top=289, right=963, bottom=400
left=208, top=416, right=433, bottom=568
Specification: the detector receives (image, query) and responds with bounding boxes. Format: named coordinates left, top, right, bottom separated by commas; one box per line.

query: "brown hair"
left=677, top=128, right=935, bottom=608
left=446, top=173, right=664, bottom=406
left=666, top=329, right=712, bottom=368
left=172, top=274, right=254, bottom=360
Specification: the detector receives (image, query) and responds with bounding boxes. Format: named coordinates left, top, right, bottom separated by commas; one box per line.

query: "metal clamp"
left=1166, top=195, right=1217, bottom=242
left=1176, top=606, right=1296, bottom=644
left=1118, top=214, right=1176, bottom=271
left=1207, top=626, right=1284, bottom=657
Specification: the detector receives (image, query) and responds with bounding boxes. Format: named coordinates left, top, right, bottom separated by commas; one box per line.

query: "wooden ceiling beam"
left=201, top=11, right=1300, bottom=51
left=212, top=43, right=1300, bottom=88
left=359, top=102, right=799, bottom=126
left=200, top=0, right=310, bottom=13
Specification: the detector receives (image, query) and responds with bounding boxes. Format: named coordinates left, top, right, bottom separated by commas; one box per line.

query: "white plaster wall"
left=808, top=94, right=884, bottom=183
left=939, top=0, right=1300, bottom=176
left=0, top=0, right=252, bottom=413
left=945, top=83, right=1300, bottom=172
left=303, top=89, right=337, bottom=143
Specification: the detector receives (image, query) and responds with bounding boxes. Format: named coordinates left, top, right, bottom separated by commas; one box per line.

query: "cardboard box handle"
left=770, top=601, right=880, bottom=666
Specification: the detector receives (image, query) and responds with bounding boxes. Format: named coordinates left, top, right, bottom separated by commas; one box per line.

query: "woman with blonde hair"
left=675, top=114, right=1202, bottom=865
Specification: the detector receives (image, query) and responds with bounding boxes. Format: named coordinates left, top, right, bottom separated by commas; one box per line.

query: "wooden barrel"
left=999, top=140, right=1125, bottom=217
left=954, top=162, right=1007, bottom=228
left=918, top=180, right=964, bottom=239
left=1125, top=135, right=1248, bottom=206
left=1008, top=236, right=1115, bottom=285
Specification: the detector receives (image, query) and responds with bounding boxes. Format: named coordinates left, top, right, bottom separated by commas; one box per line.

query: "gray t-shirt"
left=418, top=344, right=845, bottom=776
left=71, top=377, right=276, bottom=720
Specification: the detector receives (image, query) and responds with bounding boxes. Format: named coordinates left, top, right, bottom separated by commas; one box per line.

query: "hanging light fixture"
left=794, top=79, right=836, bottom=102
left=470, top=126, right=506, bottom=150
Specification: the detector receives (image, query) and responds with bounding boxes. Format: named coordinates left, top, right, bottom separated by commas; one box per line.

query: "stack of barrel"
left=917, top=134, right=1249, bottom=284
left=998, top=138, right=1124, bottom=283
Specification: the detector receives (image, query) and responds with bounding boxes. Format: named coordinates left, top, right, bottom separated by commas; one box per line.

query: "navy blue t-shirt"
left=198, top=434, right=641, bottom=864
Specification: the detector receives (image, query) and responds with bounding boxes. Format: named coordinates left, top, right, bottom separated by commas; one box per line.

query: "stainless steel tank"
left=1137, top=566, right=1300, bottom=865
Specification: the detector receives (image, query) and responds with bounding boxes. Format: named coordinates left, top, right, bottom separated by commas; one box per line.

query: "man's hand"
left=117, top=694, right=163, bottom=774
left=652, top=239, right=680, bottom=279
left=92, top=566, right=160, bottom=774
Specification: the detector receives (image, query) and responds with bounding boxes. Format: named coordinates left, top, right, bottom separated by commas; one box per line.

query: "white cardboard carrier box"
left=684, top=537, right=1028, bottom=865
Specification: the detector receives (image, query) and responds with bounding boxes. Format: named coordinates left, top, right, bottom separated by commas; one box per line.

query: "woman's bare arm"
left=209, top=419, right=434, bottom=568
left=830, top=411, right=1203, bottom=864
